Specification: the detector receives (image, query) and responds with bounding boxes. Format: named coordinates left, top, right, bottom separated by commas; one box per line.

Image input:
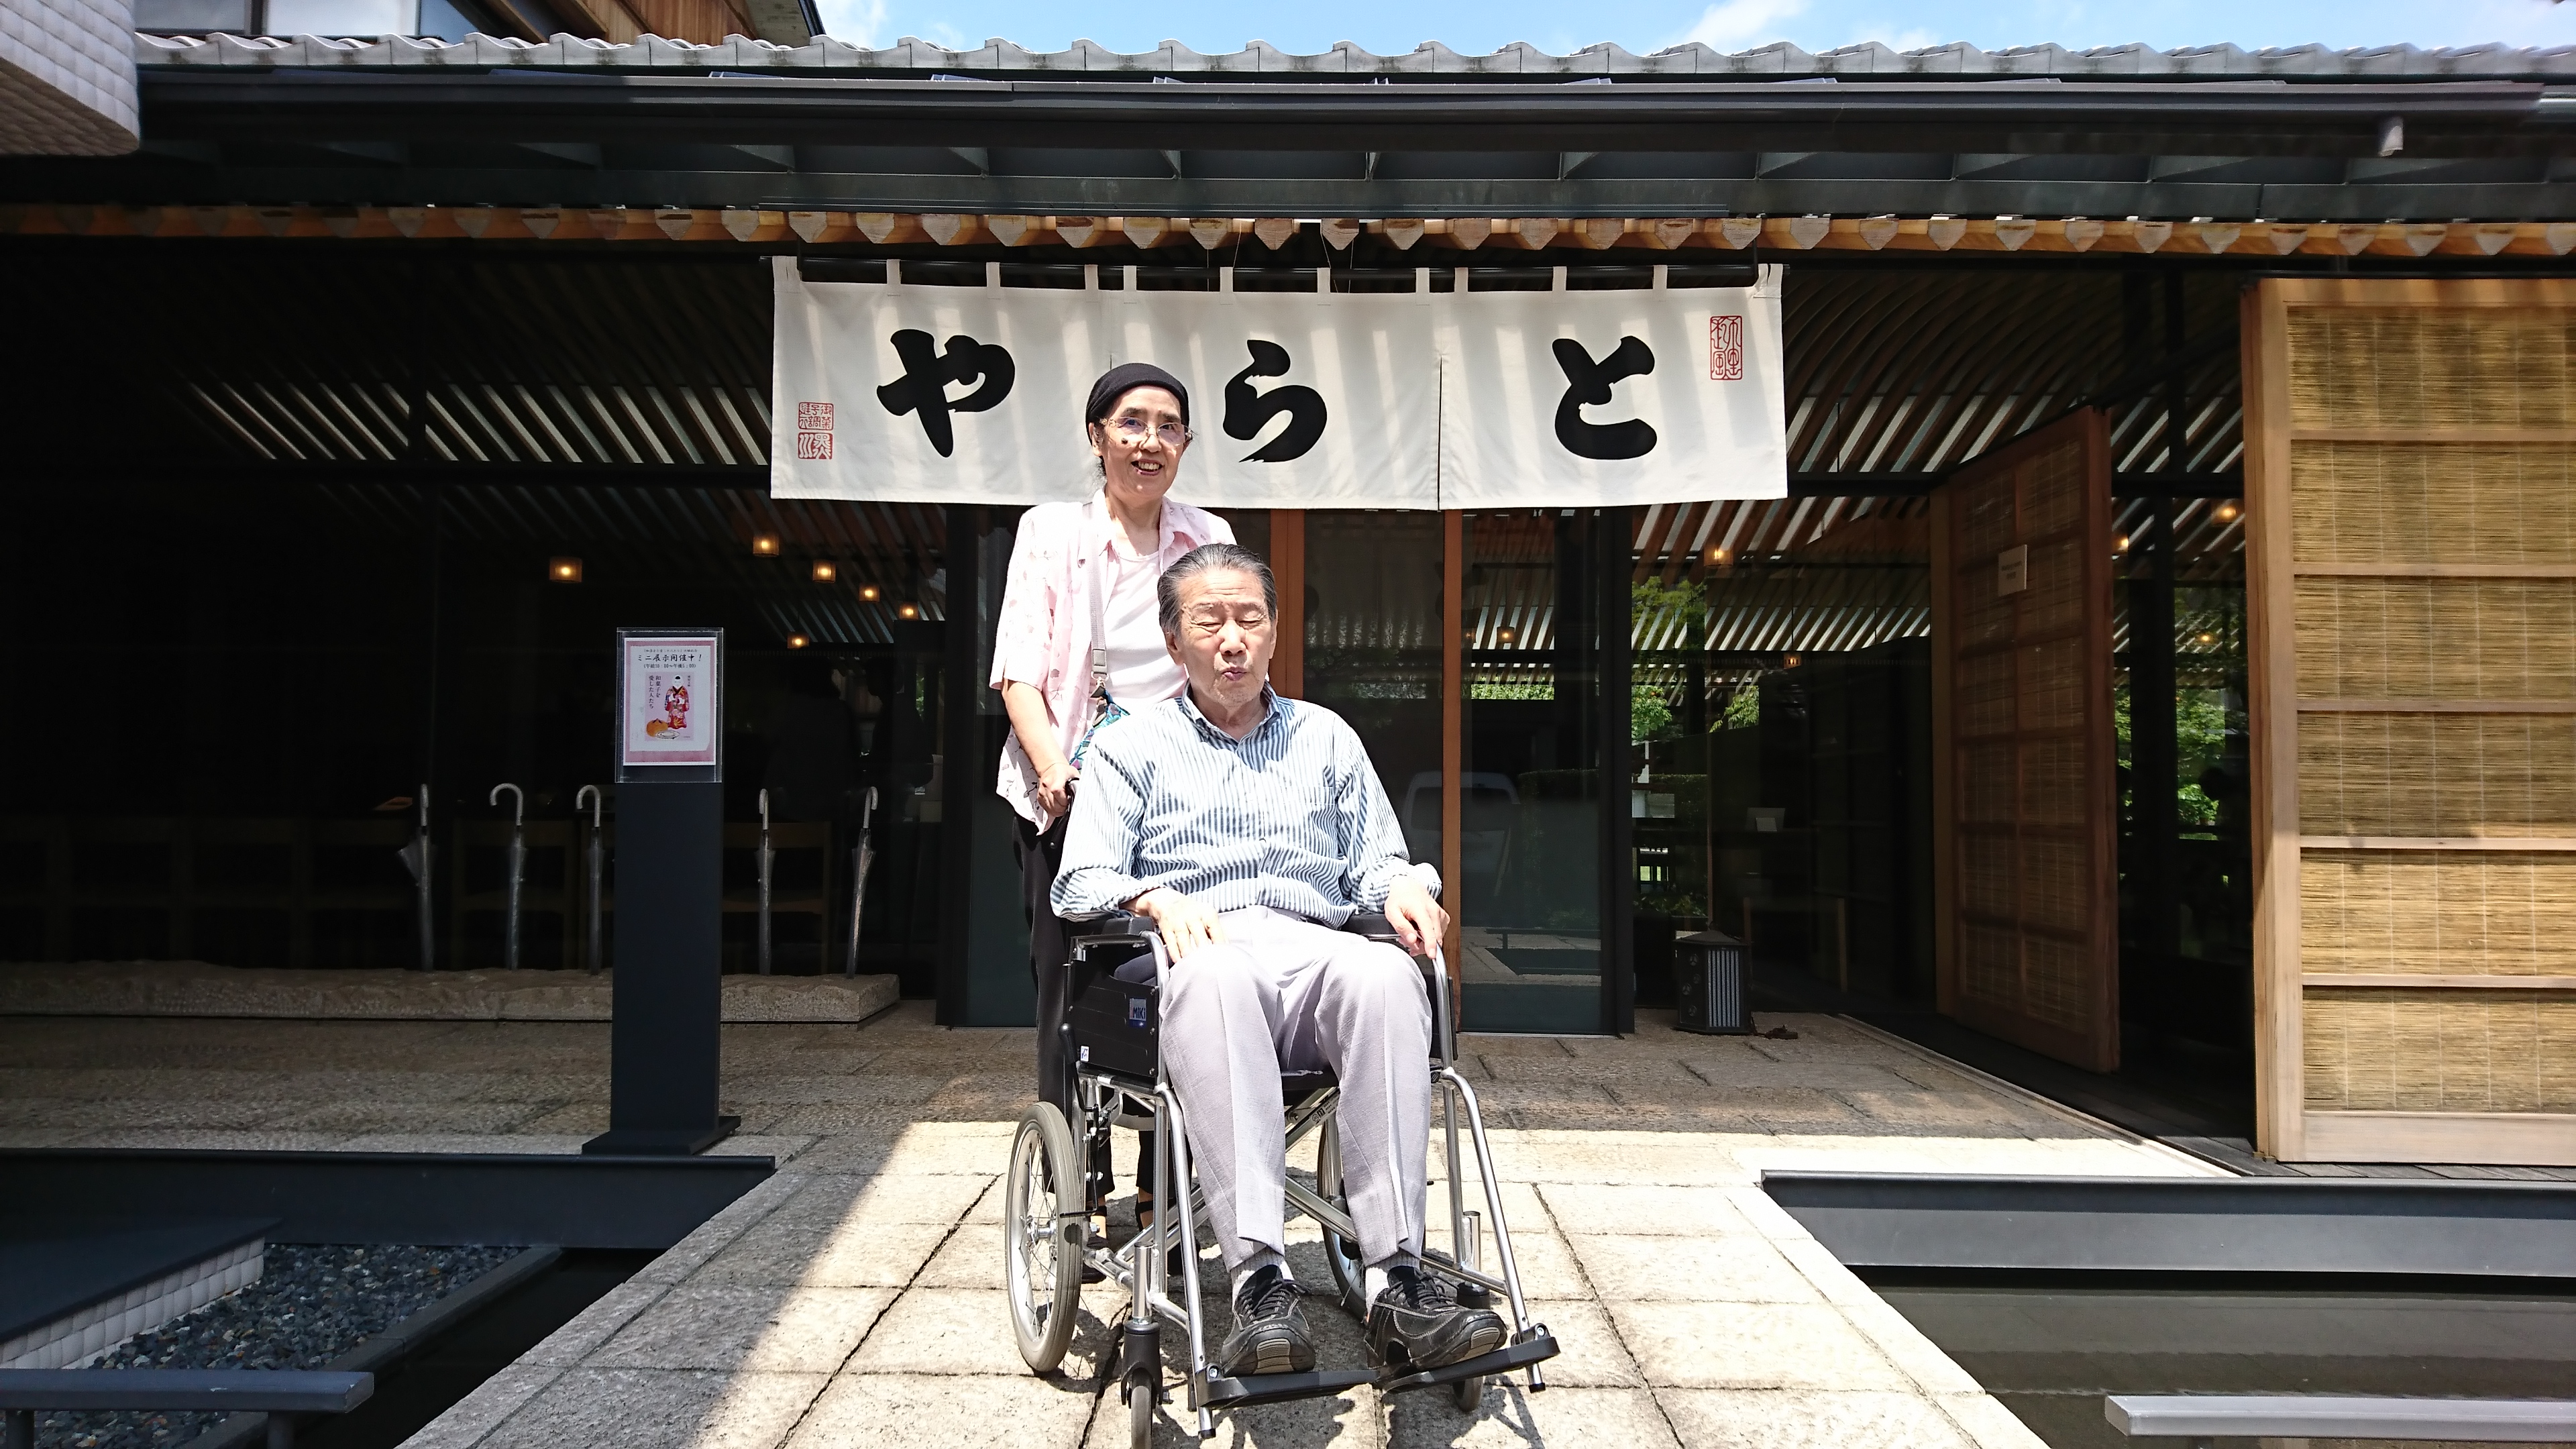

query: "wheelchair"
left=1004, top=902, right=1559, bottom=1446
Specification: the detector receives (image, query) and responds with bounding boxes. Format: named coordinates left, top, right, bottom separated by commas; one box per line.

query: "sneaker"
left=1366, top=1264, right=1507, bottom=1372
left=1216, top=1265, right=1316, bottom=1377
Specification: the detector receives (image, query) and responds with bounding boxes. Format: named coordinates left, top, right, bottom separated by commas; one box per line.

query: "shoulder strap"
left=1085, top=498, right=1111, bottom=705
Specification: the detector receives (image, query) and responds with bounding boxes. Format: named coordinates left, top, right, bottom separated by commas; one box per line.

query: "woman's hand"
left=1034, top=757, right=1079, bottom=818
left=1130, top=886, right=1225, bottom=959
left=1000, top=681, right=1077, bottom=820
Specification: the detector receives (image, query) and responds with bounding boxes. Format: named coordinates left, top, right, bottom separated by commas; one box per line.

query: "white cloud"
left=1681, top=0, right=1810, bottom=49
left=814, top=0, right=885, bottom=45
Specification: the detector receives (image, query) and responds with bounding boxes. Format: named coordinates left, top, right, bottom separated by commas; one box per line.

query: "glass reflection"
left=1458, top=511, right=1605, bottom=1033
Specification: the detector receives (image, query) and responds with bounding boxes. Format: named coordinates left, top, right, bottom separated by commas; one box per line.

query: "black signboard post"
left=584, top=628, right=737, bottom=1155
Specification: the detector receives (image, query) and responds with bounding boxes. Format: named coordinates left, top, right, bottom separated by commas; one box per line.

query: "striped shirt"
left=1050, top=687, right=1411, bottom=926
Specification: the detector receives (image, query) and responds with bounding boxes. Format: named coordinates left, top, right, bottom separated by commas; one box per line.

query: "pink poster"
left=621, top=635, right=719, bottom=767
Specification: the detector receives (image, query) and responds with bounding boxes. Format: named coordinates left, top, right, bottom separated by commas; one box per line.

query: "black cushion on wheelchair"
left=1061, top=905, right=1429, bottom=1084
left=1279, top=1068, right=1337, bottom=1099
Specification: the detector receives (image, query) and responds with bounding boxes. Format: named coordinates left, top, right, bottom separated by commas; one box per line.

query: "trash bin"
left=1673, top=929, right=1749, bottom=1035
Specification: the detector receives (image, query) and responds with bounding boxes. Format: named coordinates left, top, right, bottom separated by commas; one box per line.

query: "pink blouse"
left=989, top=491, right=1235, bottom=828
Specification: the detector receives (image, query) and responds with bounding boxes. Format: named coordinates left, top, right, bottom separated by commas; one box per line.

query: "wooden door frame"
left=1930, top=409, right=2121, bottom=1072
left=2242, top=279, right=2302, bottom=1161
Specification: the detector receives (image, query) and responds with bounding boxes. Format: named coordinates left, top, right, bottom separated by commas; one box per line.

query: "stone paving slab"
left=0, top=1002, right=2229, bottom=1449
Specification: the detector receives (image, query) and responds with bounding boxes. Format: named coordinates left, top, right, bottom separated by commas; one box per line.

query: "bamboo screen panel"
left=1933, top=410, right=2119, bottom=1073
left=2247, top=279, right=2576, bottom=1166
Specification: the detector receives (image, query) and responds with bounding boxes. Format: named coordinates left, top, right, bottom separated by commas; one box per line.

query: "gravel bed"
left=39, top=1243, right=523, bottom=1449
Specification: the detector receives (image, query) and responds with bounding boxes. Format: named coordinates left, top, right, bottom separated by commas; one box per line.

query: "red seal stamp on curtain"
left=1708, top=316, right=1745, bottom=381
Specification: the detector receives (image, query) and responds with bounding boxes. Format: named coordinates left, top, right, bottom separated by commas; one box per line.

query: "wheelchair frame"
left=1004, top=910, right=1559, bottom=1446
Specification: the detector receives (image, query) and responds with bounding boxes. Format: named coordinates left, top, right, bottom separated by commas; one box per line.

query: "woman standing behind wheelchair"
left=991, top=362, right=1231, bottom=1233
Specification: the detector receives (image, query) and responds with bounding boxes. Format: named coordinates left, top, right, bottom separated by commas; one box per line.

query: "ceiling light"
left=787, top=633, right=810, bottom=649
left=2214, top=502, right=2239, bottom=523
left=549, top=556, right=582, bottom=583
left=897, top=602, right=920, bottom=620
left=859, top=584, right=881, bottom=602
left=1705, top=545, right=1733, bottom=567
left=752, top=533, right=780, bottom=556
left=1783, top=653, right=1801, bottom=668
left=2114, top=535, right=2131, bottom=553
left=812, top=560, right=837, bottom=582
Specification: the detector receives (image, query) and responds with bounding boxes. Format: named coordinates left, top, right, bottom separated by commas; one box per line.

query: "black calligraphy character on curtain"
left=1550, top=335, right=1658, bottom=461
left=875, top=329, right=1015, bottom=457
left=1223, top=340, right=1328, bottom=462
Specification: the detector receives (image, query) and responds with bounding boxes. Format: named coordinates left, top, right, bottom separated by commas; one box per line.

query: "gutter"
left=131, top=70, right=2565, bottom=152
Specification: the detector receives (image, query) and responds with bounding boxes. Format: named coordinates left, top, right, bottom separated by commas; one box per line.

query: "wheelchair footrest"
left=1200, top=1368, right=1375, bottom=1410
left=1375, top=1330, right=1559, bottom=1396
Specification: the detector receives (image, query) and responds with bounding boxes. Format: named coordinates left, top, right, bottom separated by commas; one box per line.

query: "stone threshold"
left=0, top=961, right=901, bottom=1024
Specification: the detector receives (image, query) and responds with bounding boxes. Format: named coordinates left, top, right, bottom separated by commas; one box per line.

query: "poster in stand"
left=616, top=629, right=722, bottom=779
left=588, top=627, right=736, bottom=1156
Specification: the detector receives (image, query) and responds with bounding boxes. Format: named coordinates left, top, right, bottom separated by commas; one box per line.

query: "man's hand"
left=1034, top=757, right=1078, bottom=818
left=1130, top=885, right=1225, bottom=959
left=1382, top=875, right=1449, bottom=958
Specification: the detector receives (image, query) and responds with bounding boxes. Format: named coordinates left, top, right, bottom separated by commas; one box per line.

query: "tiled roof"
left=133, top=31, right=2576, bottom=78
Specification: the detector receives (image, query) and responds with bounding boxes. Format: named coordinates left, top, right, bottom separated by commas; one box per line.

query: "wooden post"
left=2241, top=278, right=2302, bottom=1163
left=1443, top=511, right=1464, bottom=973
left=1271, top=510, right=1305, bottom=698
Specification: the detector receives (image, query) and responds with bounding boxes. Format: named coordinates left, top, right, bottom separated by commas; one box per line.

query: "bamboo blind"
left=2289, top=310, right=2576, bottom=429
left=1934, top=411, right=2119, bottom=1071
left=2251, top=281, right=2576, bottom=1165
left=2298, top=716, right=2576, bottom=838
left=2306, top=988, right=2576, bottom=1112
left=2292, top=443, right=2576, bottom=565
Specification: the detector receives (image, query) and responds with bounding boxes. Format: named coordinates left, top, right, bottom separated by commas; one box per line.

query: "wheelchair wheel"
left=1312, top=1116, right=1369, bottom=1320
left=1005, top=1102, right=1086, bottom=1373
left=1126, top=1379, right=1153, bottom=1448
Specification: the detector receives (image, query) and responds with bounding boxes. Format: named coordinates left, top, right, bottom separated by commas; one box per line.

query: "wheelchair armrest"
left=1342, top=912, right=1401, bottom=943
left=1063, top=909, right=1155, bottom=945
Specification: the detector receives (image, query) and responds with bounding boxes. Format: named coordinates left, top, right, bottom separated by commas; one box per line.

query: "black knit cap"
left=1084, top=362, right=1189, bottom=427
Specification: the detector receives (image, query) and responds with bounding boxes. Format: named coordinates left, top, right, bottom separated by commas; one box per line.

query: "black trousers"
left=1018, top=810, right=1152, bottom=1202
left=1018, top=811, right=1077, bottom=1122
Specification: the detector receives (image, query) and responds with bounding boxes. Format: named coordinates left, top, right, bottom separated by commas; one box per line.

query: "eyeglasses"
left=1183, top=608, right=1271, bottom=635
left=1107, top=415, right=1191, bottom=447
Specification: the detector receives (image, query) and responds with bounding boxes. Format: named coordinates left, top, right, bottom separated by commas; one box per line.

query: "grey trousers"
left=1160, top=906, right=1434, bottom=1272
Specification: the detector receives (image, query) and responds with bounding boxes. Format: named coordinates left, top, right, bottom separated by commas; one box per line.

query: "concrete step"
left=0, top=962, right=900, bottom=1024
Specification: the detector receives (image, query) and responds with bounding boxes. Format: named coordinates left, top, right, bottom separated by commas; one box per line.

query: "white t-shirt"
left=1102, top=542, right=1185, bottom=710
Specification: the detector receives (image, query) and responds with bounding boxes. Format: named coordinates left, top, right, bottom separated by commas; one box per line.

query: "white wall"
left=0, top=0, right=138, bottom=154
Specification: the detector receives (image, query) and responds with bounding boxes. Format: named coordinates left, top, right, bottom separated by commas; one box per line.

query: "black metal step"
left=1199, top=1368, right=1373, bottom=1409
left=1375, top=1331, right=1559, bottom=1395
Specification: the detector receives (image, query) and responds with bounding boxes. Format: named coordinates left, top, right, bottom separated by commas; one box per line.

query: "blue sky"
left=812, top=0, right=2574, bottom=59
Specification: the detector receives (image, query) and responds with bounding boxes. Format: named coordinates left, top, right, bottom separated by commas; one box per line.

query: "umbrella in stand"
left=576, top=784, right=605, bottom=973
left=490, top=783, right=525, bottom=970
left=757, top=788, right=775, bottom=975
left=845, top=786, right=877, bottom=976
left=395, top=787, right=433, bottom=971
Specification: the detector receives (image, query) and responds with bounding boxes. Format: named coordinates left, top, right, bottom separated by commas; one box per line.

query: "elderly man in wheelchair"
left=1003, top=541, right=1555, bottom=1444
